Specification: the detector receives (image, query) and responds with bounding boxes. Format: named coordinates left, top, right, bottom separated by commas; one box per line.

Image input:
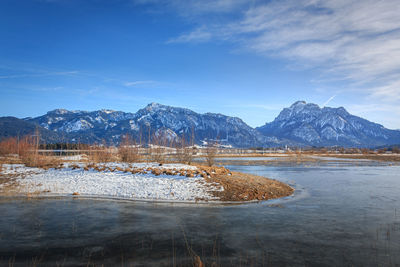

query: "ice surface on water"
left=1, top=162, right=399, bottom=266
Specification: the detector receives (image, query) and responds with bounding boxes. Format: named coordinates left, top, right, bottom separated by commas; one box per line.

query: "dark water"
left=1, top=162, right=400, bottom=266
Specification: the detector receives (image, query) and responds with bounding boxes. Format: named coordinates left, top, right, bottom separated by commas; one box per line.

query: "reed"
left=118, top=134, right=140, bottom=162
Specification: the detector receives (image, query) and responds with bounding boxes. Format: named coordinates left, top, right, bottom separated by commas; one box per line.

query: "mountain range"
left=1, top=101, right=399, bottom=148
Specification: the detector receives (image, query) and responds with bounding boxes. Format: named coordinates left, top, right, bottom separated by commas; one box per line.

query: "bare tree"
left=204, top=140, right=218, bottom=167
left=151, top=132, right=166, bottom=163
left=176, top=133, right=195, bottom=164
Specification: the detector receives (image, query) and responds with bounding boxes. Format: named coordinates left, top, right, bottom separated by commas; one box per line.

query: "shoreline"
left=0, top=162, right=294, bottom=203
left=0, top=192, right=293, bottom=205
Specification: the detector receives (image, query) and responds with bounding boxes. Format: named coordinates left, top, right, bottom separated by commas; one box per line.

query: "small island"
left=0, top=152, right=294, bottom=203
left=0, top=160, right=293, bottom=203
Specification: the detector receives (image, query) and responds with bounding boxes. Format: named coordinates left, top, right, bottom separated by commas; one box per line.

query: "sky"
left=0, top=0, right=400, bottom=129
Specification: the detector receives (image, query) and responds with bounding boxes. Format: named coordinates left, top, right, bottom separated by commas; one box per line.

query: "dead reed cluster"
left=175, top=135, right=195, bottom=165
left=88, top=142, right=116, bottom=163
left=0, top=135, right=62, bottom=169
left=118, top=134, right=140, bottom=162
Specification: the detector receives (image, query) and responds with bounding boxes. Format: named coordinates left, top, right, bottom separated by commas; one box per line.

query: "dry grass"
left=118, top=134, right=141, bottom=162
left=199, top=167, right=294, bottom=201
left=88, top=145, right=116, bottom=163
left=0, top=135, right=63, bottom=169
left=0, top=137, right=19, bottom=156
left=21, top=154, right=63, bottom=169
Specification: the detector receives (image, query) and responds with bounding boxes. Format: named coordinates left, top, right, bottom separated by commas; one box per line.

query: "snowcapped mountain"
left=2, top=101, right=399, bottom=147
left=25, top=103, right=275, bottom=147
left=31, top=109, right=135, bottom=133
left=256, top=101, right=400, bottom=147
left=131, top=103, right=276, bottom=147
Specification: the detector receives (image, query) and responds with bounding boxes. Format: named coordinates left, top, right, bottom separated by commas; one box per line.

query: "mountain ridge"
left=257, top=101, right=400, bottom=147
left=1, top=101, right=399, bottom=147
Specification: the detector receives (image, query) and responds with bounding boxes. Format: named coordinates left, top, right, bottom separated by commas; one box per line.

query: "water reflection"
left=1, top=162, right=399, bottom=266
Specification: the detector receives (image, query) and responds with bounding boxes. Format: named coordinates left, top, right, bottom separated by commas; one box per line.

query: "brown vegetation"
left=118, top=134, right=140, bottom=162
left=150, top=133, right=174, bottom=163
left=199, top=166, right=294, bottom=201
left=175, top=134, right=195, bottom=165
left=0, top=134, right=63, bottom=169
left=88, top=142, right=115, bottom=163
left=204, top=142, right=217, bottom=167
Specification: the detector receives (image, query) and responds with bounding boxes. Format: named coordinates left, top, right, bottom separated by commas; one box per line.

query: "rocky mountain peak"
left=3, top=101, right=398, bottom=147
left=99, top=109, right=116, bottom=114
left=290, top=100, right=307, bottom=108
left=47, top=109, right=70, bottom=115
left=257, top=101, right=400, bottom=147
left=144, top=102, right=167, bottom=112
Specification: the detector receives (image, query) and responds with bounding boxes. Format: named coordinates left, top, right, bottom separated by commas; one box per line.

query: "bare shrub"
left=26, top=155, right=62, bottom=169
left=204, top=142, right=217, bottom=167
left=361, top=148, right=370, bottom=154
left=18, top=135, right=39, bottom=166
left=118, top=134, right=139, bottom=162
left=151, top=134, right=166, bottom=163
left=176, top=135, right=195, bottom=164
left=0, top=137, right=18, bottom=156
left=88, top=142, right=114, bottom=163
left=2, top=133, right=63, bottom=169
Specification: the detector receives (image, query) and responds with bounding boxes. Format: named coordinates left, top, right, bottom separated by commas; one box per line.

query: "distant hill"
left=0, top=117, right=61, bottom=143
left=1, top=102, right=399, bottom=147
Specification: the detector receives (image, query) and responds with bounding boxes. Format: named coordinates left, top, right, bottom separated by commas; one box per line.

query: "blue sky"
left=1, top=0, right=400, bottom=129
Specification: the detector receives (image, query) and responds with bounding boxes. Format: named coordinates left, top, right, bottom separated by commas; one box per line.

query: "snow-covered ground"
left=0, top=163, right=223, bottom=202
left=60, top=154, right=87, bottom=161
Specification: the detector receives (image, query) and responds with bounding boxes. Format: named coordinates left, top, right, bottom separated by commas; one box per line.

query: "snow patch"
left=0, top=163, right=221, bottom=202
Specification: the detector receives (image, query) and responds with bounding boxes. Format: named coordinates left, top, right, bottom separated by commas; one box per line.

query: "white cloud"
left=0, top=71, right=78, bottom=79
left=158, top=0, right=400, bottom=128
left=347, top=103, right=400, bottom=129
left=134, top=0, right=250, bottom=16
left=167, top=27, right=212, bottom=43
left=124, top=80, right=156, bottom=87
left=168, top=0, right=400, bottom=80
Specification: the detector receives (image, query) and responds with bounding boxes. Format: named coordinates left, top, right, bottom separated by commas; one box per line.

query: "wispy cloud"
left=0, top=71, right=78, bottom=79
left=123, top=80, right=157, bottom=87
left=347, top=102, right=400, bottom=129
left=169, top=0, right=400, bottom=85
left=134, top=0, right=250, bottom=16
left=32, top=86, right=64, bottom=92
left=152, top=0, right=400, bottom=127
left=167, top=27, right=212, bottom=43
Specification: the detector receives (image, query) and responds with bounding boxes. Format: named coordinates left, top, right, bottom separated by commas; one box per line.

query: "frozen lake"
left=0, top=161, right=399, bottom=266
